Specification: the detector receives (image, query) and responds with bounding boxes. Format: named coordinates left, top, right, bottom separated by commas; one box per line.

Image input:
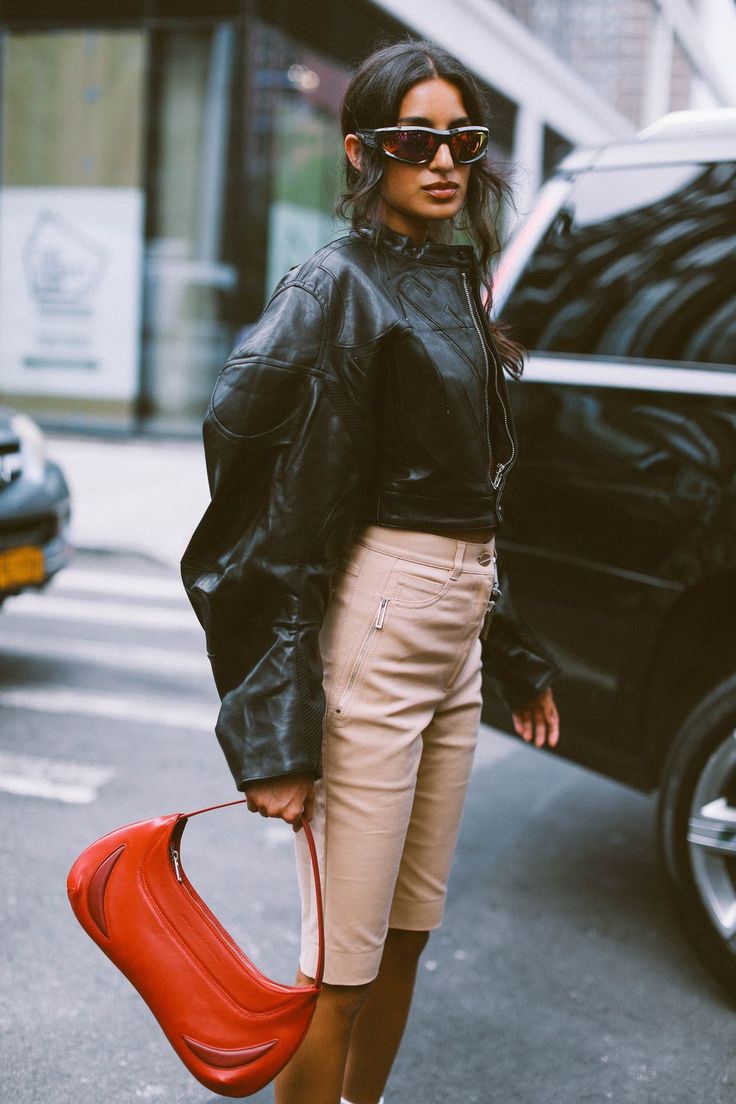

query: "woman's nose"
left=428, top=140, right=455, bottom=171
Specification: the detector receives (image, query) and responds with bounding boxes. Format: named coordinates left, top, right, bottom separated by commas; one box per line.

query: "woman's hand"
left=244, top=772, right=316, bottom=831
left=512, top=687, right=560, bottom=749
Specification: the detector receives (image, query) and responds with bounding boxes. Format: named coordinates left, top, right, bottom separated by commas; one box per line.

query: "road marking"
left=473, top=725, right=521, bottom=769
left=0, top=630, right=211, bottom=678
left=51, top=568, right=187, bottom=603
left=0, top=751, right=114, bottom=804
left=0, top=687, right=214, bottom=731
left=3, top=593, right=198, bottom=631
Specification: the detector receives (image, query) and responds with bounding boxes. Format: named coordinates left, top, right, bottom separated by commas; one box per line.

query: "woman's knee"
left=298, top=969, right=373, bottom=1027
left=322, top=981, right=374, bottom=1027
left=385, top=927, right=430, bottom=959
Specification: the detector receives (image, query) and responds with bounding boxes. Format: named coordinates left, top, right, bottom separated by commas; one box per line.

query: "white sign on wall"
left=266, top=200, right=340, bottom=298
left=0, top=186, right=144, bottom=401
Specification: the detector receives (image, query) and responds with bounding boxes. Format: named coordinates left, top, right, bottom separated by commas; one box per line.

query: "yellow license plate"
left=0, top=545, right=45, bottom=591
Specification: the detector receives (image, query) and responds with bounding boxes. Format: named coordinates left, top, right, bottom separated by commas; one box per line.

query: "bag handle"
left=184, top=797, right=324, bottom=988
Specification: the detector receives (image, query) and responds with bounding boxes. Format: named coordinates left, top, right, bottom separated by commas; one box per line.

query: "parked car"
left=0, top=408, right=71, bottom=603
left=485, top=109, right=736, bottom=997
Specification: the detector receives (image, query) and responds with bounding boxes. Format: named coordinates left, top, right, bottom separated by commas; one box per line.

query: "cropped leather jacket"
left=181, top=225, right=557, bottom=789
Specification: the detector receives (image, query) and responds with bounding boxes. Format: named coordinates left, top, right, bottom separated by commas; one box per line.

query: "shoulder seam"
left=269, top=277, right=330, bottom=315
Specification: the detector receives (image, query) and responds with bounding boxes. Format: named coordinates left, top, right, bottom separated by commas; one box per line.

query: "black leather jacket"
left=181, top=225, right=557, bottom=789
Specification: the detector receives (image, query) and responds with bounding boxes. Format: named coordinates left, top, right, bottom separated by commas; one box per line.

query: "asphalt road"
left=1, top=551, right=734, bottom=1104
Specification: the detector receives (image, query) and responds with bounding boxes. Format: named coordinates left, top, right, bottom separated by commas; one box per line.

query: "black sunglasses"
left=357, top=125, right=489, bottom=165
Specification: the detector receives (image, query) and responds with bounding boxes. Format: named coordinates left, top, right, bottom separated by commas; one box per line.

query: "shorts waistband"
left=354, top=524, right=495, bottom=574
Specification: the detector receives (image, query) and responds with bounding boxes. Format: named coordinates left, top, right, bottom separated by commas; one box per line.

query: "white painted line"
left=53, top=569, right=184, bottom=600
left=0, top=630, right=211, bottom=679
left=473, top=724, right=521, bottom=770
left=0, top=687, right=214, bottom=731
left=51, top=568, right=187, bottom=603
left=3, top=593, right=198, bottom=631
left=0, top=751, right=114, bottom=804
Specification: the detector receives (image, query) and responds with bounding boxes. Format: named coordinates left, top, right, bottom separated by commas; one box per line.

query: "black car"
left=0, top=408, right=72, bottom=602
left=487, top=109, right=736, bottom=997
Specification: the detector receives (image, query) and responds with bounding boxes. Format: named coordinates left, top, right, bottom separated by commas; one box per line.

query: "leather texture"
left=67, top=799, right=324, bottom=1098
left=481, top=579, right=559, bottom=711
left=181, top=224, right=553, bottom=789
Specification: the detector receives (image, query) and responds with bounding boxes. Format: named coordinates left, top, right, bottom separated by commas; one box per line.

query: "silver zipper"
left=480, top=553, right=503, bottom=641
left=335, top=597, right=388, bottom=715
left=462, top=272, right=515, bottom=490
left=488, top=339, right=516, bottom=487
left=170, top=846, right=183, bottom=883
left=462, top=272, right=493, bottom=483
left=375, top=596, right=389, bottom=628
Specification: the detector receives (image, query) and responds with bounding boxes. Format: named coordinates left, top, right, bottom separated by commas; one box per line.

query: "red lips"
left=422, top=182, right=459, bottom=192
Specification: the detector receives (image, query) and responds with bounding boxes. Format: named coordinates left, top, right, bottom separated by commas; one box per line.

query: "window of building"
left=0, top=29, right=147, bottom=425
left=543, top=125, right=572, bottom=180
left=139, top=18, right=351, bottom=426
left=140, top=22, right=241, bottom=426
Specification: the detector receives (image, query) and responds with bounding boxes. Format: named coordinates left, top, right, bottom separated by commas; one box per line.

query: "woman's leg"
left=342, top=646, right=484, bottom=1102
left=274, top=970, right=372, bottom=1104
left=342, top=927, right=430, bottom=1104
left=289, top=532, right=489, bottom=1102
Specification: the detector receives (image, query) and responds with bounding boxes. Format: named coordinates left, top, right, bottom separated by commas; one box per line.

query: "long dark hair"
left=338, top=39, right=524, bottom=378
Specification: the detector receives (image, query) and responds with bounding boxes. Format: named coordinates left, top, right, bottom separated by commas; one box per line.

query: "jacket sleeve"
left=481, top=575, right=559, bottom=713
left=181, top=279, right=374, bottom=789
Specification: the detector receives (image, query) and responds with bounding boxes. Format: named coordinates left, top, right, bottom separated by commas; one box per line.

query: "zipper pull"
left=481, top=559, right=502, bottom=641
left=171, top=846, right=183, bottom=883
left=375, top=597, right=389, bottom=629
left=480, top=597, right=494, bottom=641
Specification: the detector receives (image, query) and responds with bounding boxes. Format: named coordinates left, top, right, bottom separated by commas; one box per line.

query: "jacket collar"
left=353, top=223, right=477, bottom=269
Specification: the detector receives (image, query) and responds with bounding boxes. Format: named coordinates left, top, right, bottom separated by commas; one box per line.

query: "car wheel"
left=659, top=674, right=736, bottom=999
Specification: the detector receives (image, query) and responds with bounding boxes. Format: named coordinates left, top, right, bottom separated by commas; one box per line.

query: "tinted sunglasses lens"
left=380, top=129, right=436, bottom=163
left=451, top=129, right=488, bottom=163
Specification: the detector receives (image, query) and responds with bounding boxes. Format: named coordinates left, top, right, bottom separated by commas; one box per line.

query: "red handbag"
left=67, top=798, right=324, bottom=1098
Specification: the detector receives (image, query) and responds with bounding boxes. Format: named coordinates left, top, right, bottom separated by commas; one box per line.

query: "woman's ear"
left=344, top=133, right=363, bottom=172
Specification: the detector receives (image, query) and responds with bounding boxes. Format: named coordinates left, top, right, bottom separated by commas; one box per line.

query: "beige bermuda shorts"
left=295, top=524, right=496, bottom=986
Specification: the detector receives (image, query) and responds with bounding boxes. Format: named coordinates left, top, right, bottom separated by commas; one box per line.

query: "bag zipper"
left=462, top=272, right=515, bottom=489
left=335, top=597, right=388, bottom=716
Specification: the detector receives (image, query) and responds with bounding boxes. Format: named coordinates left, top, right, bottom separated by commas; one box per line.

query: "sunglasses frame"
left=357, top=125, right=490, bottom=165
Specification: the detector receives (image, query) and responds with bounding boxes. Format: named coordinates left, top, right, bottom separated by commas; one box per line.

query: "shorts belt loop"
left=450, top=542, right=465, bottom=580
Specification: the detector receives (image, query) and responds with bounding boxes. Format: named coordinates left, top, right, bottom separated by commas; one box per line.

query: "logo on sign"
left=23, top=211, right=107, bottom=306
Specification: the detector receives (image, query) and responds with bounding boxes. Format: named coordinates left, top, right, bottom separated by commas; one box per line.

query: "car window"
left=500, top=161, right=736, bottom=368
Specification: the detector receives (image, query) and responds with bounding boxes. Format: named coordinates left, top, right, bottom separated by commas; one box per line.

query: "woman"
left=182, top=39, right=559, bottom=1104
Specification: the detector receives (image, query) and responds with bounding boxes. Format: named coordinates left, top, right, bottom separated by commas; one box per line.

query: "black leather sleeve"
left=481, top=577, right=559, bottom=713
left=181, top=280, right=372, bottom=789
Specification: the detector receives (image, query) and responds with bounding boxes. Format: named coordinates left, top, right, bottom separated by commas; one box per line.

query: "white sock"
left=340, top=1098, right=384, bottom=1104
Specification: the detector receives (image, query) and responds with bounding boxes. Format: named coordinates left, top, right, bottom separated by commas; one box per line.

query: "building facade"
left=0, top=0, right=734, bottom=432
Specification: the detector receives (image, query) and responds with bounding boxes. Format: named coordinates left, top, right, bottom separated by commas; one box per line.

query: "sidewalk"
left=46, top=434, right=211, bottom=569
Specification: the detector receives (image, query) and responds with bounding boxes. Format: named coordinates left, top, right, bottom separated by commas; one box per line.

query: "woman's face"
left=374, top=77, right=473, bottom=243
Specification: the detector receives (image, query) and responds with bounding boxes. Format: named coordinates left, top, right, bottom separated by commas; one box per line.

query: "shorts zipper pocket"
left=334, top=597, right=389, bottom=718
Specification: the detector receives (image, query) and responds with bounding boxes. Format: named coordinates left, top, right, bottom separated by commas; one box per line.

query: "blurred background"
left=1, top=0, right=735, bottom=436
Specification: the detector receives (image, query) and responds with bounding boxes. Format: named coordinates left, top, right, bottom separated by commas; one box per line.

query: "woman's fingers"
left=243, top=774, right=315, bottom=827
left=544, top=692, right=561, bottom=748
left=513, top=705, right=536, bottom=743
left=514, top=710, right=531, bottom=741
left=512, top=688, right=560, bottom=749
left=534, top=702, right=547, bottom=747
